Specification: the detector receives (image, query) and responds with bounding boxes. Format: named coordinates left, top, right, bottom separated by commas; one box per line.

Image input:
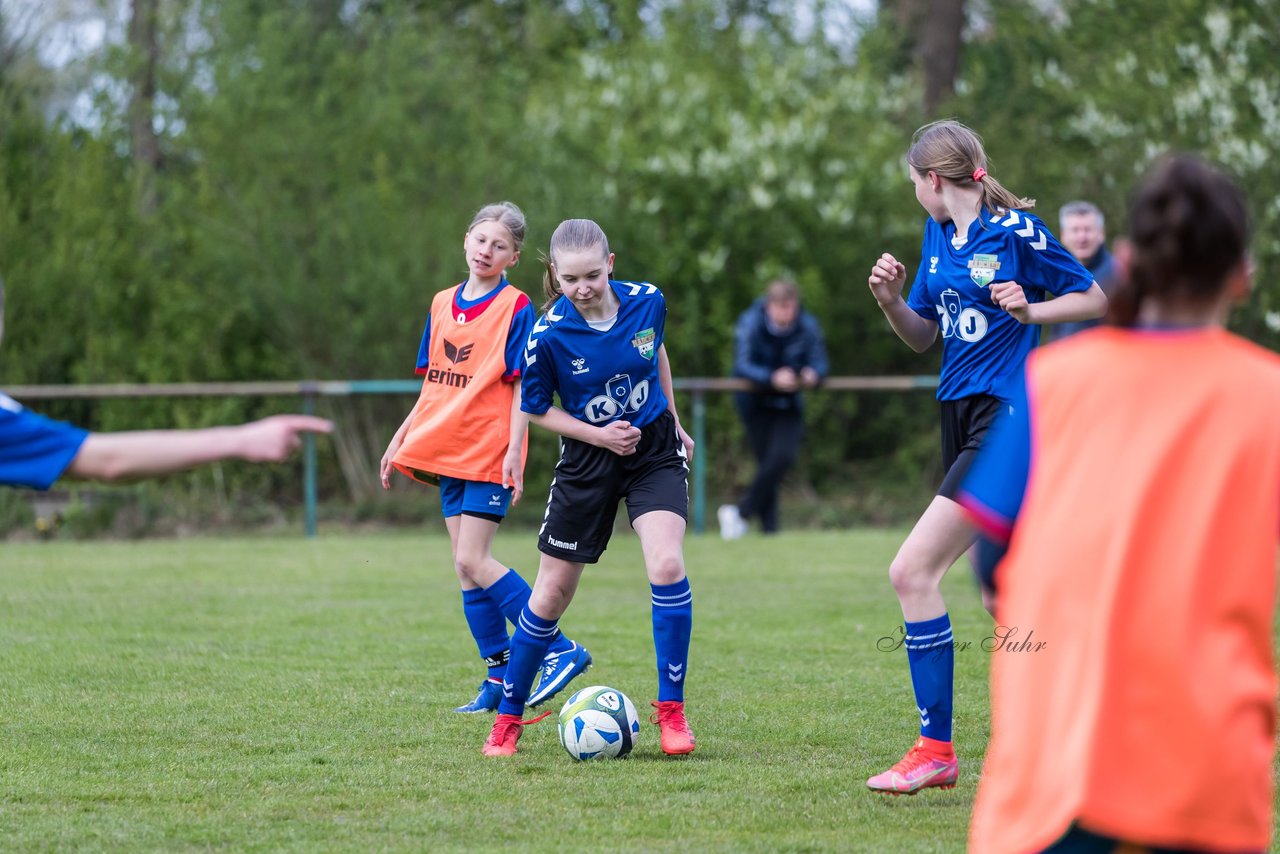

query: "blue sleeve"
left=904, top=229, right=936, bottom=321
left=972, top=537, right=1007, bottom=591
left=904, top=264, right=934, bottom=320
left=956, top=368, right=1032, bottom=589
left=958, top=367, right=1031, bottom=537
left=505, top=301, right=534, bottom=380
left=802, top=313, right=829, bottom=378
left=520, top=321, right=556, bottom=416
left=414, top=314, right=432, bottom=374
left=0, top=398, right=90, bottom=490
left=731, top=307, right=773, bottom=385
left=1015, top=220, right=1095, bottom=297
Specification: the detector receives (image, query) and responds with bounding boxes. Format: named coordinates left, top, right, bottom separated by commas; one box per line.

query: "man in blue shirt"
left=718, top=279, right=828, bottom=538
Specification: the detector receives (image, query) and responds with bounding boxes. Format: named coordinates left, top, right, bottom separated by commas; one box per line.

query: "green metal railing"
left=7, top=376, right=938, bottom=536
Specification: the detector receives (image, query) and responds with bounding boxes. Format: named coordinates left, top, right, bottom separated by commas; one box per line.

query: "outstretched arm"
left=67, top=414, right=333, bottom=482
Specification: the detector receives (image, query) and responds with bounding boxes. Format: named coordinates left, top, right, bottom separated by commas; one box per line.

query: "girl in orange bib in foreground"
left=959, top=155, right=1280, bottom=853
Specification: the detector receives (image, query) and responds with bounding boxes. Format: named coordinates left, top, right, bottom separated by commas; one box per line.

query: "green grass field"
left=2, top=530, right=1030, bottom=851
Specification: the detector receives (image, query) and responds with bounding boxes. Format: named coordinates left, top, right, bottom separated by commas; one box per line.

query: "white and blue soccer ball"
left=557, top=685, right=641, bottom=761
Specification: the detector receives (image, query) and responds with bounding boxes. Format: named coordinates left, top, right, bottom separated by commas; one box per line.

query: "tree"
left=877, top=0, right=968, bottom=115
left=127, top=0, right=161, bottom=215
left=948, top=0, right=1280, bottom=345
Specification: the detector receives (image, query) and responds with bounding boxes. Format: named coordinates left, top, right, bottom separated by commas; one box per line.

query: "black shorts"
left=937, top=393, right=1006, bottom=500
left=537, top=409, right=689, bottom=564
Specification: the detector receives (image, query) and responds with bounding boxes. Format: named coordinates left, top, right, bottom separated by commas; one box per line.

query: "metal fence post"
left=302, top=385, right=318, bottom=539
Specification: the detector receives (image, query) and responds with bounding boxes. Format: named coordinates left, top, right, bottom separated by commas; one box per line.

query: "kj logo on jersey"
left=584, top=374, right=650, bottom=423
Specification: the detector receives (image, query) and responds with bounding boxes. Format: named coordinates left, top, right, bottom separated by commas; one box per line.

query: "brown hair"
left=1106, top=154, right=1250, bottom=327
left=907, top=120, right=1034, bottom=214
left=539, top=219, right=611, bottom=313
left=468, top=201, right=527, bottom=252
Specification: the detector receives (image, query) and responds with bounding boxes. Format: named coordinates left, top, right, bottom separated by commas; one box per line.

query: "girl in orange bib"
left=380, top=202, right=591, bottom=714
left=961, top=156, right=1280, bottom=853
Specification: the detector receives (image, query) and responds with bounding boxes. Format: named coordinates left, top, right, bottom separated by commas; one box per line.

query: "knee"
left=528, top=584, right=570, bottom=621
left=647, top=555, right=686, bottom=587
left=453, top=548, right=486, bottom=584
left=888, top=556, right=934, bottom=600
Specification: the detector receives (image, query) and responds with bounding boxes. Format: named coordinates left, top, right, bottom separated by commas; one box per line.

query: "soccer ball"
left=557, top=685, right=641, bottom=761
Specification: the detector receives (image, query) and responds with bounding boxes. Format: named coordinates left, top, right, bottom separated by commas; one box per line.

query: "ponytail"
left=976, top=173, right=1034, bottom=215
left=539, top=252, right=561, bottom=314
left=907, top=119, right=1033, bottom=214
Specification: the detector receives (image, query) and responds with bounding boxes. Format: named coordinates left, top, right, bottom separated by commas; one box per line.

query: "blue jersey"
left=415, top=279, right=534, bottom=380
left=905, top=210, right=1094, bottom=402
left=522, top=280, right=669, bottom=429
left=0, top=393, right=89, bottom=489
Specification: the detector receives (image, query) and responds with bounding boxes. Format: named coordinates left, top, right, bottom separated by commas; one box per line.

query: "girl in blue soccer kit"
left=379, top=201, right=591, bottom=715
left=863, top=120, right=1108, bottom=794
left=481, top=218, right=698, bottom=757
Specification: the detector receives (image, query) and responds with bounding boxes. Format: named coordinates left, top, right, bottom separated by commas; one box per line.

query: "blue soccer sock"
left=460, top=587, right=509, bottom=681
left=485, top=569, right=573, bottom=655
left=497, top=606, right=560, bottom=716
left=651, top=577, right=693, bottom=703
left=904, top=613, right=954, bottom=743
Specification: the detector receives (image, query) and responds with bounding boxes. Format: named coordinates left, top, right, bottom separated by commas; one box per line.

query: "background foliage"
left=1, top=0, right=1277, bottom=533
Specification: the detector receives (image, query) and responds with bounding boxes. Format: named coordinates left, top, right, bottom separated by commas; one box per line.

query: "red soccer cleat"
left=866, top=737, right=959, bottom=795
left=650, top=700, right=696, bottom=756
left=481, top=710, right=552, bottom=757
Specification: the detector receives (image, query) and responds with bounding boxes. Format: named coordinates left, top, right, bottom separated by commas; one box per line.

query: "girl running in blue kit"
left=863, top=121, right=1108, bottom=794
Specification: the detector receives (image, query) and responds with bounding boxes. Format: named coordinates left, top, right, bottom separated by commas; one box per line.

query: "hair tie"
left=972, top=167, right=987, bottom=182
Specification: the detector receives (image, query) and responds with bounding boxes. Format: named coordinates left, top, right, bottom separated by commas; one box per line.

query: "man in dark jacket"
left=1052, top=200, right=1117, bottom=340
left=718, top=279, right=828, bottom=538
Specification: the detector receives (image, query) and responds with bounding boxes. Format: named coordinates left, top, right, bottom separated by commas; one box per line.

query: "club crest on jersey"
left=967, top=254, right=1001, bottom=288
left=631, top=327, right=656, bottom=360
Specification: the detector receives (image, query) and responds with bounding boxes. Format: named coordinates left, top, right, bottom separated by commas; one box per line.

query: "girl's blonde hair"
left=468, top=201, right=527, bottom=251
left=539, top=219, right=611, bottom=313
left=907, top=120, right=1034, bottom=213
